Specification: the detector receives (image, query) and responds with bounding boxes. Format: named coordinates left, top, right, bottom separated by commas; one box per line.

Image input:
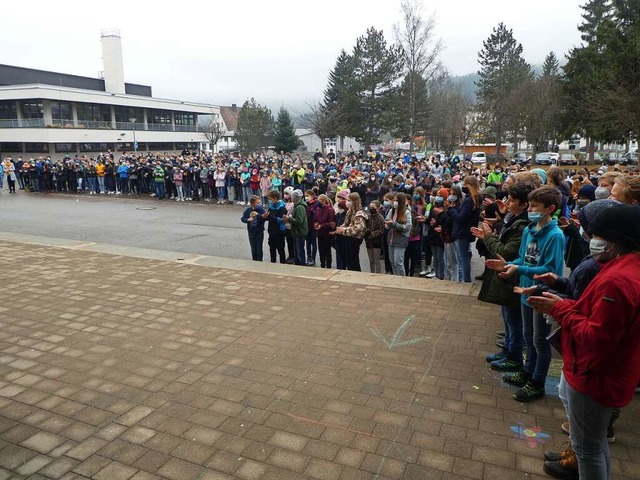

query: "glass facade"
left=0, top=142, right=23, bottom=152
left=148, top=109, right=171, bottom=125
left=0, top=101, right=17, bottom=120
left=50, top=101, right=72, bottom=123
left=80, top=142, right=115, bottom=152
left=114, top=106, right=143, bottom=123
left=54, top=143, right=76, bottom=153
left=147, top=142, right=173, bottom=150
left=174, top=113, right=195, bottom=126
left=25, top=142, right=49, bottom=152
left=77, top=103, right=112, bottom=123
left=21, top=101, right=44, bottom=119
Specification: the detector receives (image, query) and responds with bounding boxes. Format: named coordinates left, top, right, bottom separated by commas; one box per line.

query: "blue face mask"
left=447, top=195, right=458, bottom=203
left=413, top=194, right=421, bottom=201
left=528, top=212, right=544, bottom=223
left=384, top=200, right=391, bottom=207
left=435, top=196, right=444, bottom=203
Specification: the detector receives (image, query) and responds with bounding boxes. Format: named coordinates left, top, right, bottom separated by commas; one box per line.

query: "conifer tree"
left=273, top=107, right=299, bottom=153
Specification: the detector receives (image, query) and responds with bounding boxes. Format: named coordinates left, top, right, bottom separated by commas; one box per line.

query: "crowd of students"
left=3, top=150, right=640, bottom=480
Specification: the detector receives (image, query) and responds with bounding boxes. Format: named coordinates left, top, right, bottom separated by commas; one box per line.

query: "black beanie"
left=588, top=204, right=640, bottom=251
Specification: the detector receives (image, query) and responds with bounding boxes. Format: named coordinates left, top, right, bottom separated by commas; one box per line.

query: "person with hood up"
left=286, top=189, right=309, bottom=266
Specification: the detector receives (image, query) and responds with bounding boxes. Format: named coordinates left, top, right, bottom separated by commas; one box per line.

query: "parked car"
left=534, top=153, right=554, bottom=165
left=511, top=152, right=529, bottom=165
left=549, top=152, right=560, bottom=163
left=603, top=152, right=627, bottom=165
left=558, top=153, right=578, bottom=166
left=625, top=151, right=638, bottom=166
left=471, top=151, right=486, bottom=164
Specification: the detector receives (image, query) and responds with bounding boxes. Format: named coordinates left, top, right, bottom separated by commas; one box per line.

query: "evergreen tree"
left=322, top=50, right=359, bottom=139
left=392, top=72, right=430, bottom=142
left=350, top=27, right=404, bottom=151
left=273, top=107, right=299, bottom=153
left=235, top=98, right=274, bottom=153
left=476, top=23, right=532, bottom=159
left=542, top=51, right=560, bottom=76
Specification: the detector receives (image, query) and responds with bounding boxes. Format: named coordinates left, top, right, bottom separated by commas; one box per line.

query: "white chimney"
left=100, top=29, right=125, bottom=94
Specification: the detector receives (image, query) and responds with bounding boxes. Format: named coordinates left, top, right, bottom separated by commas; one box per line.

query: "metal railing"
left=0, top=118, right=203, bottom=132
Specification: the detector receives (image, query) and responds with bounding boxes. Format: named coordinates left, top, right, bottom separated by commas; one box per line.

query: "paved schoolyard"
left=0, top=238, right=638, bottom=480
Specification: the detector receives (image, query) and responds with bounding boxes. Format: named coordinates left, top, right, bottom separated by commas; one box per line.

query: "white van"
left=471, top=152, right=486, bottom=164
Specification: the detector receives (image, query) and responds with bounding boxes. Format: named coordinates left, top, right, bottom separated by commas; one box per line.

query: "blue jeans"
left=217, top=186, right=225, bottom=200
left=502, top=305, right=523, bottom=360
left=559, top=377, right=612, bottom=479
left=155, top=181, right=165, bottom=200
left=248, top=231, right=264, bottom=261
left=388, top=245, right=406, bottom=276
left=293, top=235, right=306, bottom=265
left=432, top=245, right=445, bottom=279
left=454, top=238, right=472, bottom=282
left=521, top=304, right=551, bottom=385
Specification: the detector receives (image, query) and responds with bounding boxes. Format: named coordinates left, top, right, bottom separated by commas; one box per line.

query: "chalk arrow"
left=370, top=315, right=431, bottom=349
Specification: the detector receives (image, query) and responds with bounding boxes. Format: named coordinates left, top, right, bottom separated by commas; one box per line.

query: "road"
left=0, top=190, right=483, bottom=277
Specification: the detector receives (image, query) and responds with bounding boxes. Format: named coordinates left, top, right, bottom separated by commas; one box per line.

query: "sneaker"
left=544, top=444, right=574, bottom=462
left=543, top=449, right=579, bottom=480
left=503, top=371, right=530, bottom=387
left=418, top=270, right=429, bottom=277
left=514, top=381, right=545, bottom=402
left=607, top=426, right=615, bottom=443
left=490, top=358, right=523, bottom=372
left=425, top=271, right=437, bottom=279
left=495, top=330, right=505, bottom=338
left=485, top=351, right=506, bottom=363
left=561, top=421, right=570, bottom=435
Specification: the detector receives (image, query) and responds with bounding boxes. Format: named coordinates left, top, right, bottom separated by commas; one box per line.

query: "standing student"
left=313, top=194, right=336, bottom=268
left=263, top=191, right=287, bottom=263
left=448, top=175, right=482, bottom=282
left=335, top=192, right=367, bottom=271
left=287, top=189, right=309, bottom=266
left=486, top=185, right=566, bottom=402
left=365, top=200, right=385, bottom=273
left=385, top=193, right=412, bottom=276
left=241, top=195, right=266, bottom=261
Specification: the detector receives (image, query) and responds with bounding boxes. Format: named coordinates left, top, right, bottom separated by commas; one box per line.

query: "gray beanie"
left=291, top=189, right=303, bottom=203
left=578, top=199, right=619, bottom=234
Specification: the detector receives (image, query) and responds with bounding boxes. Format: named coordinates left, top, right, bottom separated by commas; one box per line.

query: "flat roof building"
left=0, top=29, right=224, bottom=159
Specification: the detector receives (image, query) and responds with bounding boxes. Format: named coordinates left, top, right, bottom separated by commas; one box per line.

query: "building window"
left=114, top=106, right=142, bottom=123
left=147, top=142, right=174, bottom=150
left=25, top=143, right=49, bottom=152
left=175, top=143, right=198, bottom=150
left=174, top=113, right=195, bottom=126
left=54, top=143, right=76, bottom=153
left=80, top=142, right=115, bottom=152
left=0, top=142, right=23, bottom=153
left=50, top=101, right=72, bottom=124
left=0, top=101, right=17, bottom=120
left=21, top=101, right=44, bottom=119
left=148, top=110, right=171, bottom=125
left=77, top=103, right=112, bottom=125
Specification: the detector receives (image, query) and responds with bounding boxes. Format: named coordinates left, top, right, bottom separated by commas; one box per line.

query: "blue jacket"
left=117, top=165, right=129, bottom=178
left=509, top=219, right=565, bottom=305
left=448, top=196, right=481, bottom=242
left=241, top=205, right=266, bottom=233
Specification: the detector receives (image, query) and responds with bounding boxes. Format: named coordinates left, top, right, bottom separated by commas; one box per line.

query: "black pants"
left=345, top=237, right=363, bottom=271
left=383, top=230, right=392, bottom=273
left=268, top=234, right=286, bottom=263
left=284, top=230, right=294, bottom=259
left=405, top=240, right=420, bottom=276
left=318, top=235, right=332, bottom=268
left=248, top=231, right=264, bottom=261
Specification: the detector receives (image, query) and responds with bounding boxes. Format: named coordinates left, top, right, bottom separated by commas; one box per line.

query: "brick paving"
left=0, top=239, right=638, bottom=480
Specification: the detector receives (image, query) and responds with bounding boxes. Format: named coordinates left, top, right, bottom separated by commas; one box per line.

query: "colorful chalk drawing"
left=510, top=425, right=551, bottom=448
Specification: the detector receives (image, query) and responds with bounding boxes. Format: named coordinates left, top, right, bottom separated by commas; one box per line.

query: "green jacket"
left=154, top=167, right=165, bottom=181
left=289, top=200, right=308, bottom=237
left=478, top=214, right=529, bottom=309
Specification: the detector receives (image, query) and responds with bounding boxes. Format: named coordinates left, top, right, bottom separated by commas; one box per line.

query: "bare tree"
left=200, top=111, right=227, bottom=152
left=297, top=102, right=343, bottom=153
left=394, top=0, right=442, bottom=150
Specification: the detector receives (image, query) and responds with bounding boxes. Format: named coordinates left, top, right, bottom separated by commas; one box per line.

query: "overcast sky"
left=1, top=0, right=584, bottom=110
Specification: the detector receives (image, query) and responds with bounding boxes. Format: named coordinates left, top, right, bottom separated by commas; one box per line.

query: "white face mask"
left=346, top=201, right=352, bottom=209
left=393, top=201, right=398, bottom=209
left=589, top=238, right=609, bottom=257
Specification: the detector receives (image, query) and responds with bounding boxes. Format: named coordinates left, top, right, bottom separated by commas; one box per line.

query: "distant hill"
left=451, top=64, right=543, bottom=103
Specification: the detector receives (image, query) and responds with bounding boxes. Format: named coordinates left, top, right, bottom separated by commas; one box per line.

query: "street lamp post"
left=129, top=117, right=137, bottom=154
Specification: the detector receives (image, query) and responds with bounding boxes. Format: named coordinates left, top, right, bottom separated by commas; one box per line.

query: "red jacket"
left=313, top=204, right=335, bottom=237
left=551, top=253, right=640, bottom=408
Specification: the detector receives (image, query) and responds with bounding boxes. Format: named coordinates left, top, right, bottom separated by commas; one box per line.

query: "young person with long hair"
left=385, top=192, right=412, bottom=276
left=336, top=192, right=368, bottom=271
left=448, top=175, right=482, bottom=282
